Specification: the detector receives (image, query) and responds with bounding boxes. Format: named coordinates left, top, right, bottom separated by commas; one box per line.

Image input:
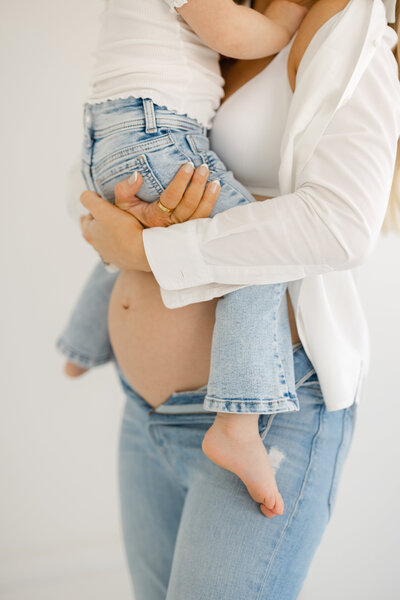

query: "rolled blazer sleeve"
left=142, top=40, right=400, bottom=308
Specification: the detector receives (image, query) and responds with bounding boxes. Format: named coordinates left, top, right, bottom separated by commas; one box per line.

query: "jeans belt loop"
left=143, top=98, right=157, bottom=134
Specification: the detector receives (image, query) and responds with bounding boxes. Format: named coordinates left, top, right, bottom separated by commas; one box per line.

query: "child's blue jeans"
left=56, top=97, right=298, bottom=414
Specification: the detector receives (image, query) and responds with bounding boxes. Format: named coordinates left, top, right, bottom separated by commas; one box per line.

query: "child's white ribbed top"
left=87, top=0, right=224, bottom=129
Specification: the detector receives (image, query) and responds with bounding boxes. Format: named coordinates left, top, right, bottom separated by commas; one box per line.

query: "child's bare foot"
left=64, top=361, right=89, bottom=377
left=202, top=413, right=284, bottom=518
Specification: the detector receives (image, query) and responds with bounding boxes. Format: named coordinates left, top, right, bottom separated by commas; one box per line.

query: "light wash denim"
left=116, top=343, right=359, bottom=600
left=56, top=96, right=297, bottom=413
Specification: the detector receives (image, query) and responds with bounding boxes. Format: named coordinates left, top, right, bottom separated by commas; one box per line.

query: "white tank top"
left=210, top=38, right=295, bottom=198
left=87, top=0, right=224, bottom=129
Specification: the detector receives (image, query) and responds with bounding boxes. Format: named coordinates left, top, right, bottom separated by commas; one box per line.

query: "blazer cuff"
left=142, top=219, right=214, bottom=291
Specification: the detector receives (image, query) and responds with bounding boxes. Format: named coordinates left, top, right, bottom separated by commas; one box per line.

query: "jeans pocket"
left=199, top=149, right=228, bottom=175
left=328, top=401, right=358, bottom=518
left=260, top=413, right=277, bottom=440
left=296, top=369, right=318, bottom=389
left=91, top=133, right=192, bottom=203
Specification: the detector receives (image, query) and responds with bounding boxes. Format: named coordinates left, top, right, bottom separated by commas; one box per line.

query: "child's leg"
left=57, top=98, right=162, bottom=373
left=173, top=134, right=297, bottom=514
left=197, top=171, right=297, bottom=413
left=56, top=259, right=119, bottom=369
left=205, top=281, right=297, bottom=412
left=200, top=275, right=294, bottom=516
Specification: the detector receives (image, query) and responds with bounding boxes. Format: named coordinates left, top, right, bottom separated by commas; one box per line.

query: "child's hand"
left=265, top=0, right=308, bottom=40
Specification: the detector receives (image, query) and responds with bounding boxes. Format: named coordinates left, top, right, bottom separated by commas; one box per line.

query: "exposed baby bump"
left=108, top=270, right=217, bottom=407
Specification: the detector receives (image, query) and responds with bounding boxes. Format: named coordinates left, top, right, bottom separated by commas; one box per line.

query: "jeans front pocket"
left=260, top=413, right=277, bottom=440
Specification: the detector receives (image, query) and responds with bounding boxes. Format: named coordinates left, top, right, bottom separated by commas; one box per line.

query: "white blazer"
left=143, top=0, right=400, bottom=411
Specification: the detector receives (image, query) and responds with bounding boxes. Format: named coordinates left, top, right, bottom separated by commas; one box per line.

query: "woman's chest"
left=210, top=41, right=294, bottom=196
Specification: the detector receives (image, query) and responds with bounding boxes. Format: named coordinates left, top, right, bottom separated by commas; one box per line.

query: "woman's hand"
left=115, top=162, right=220, bottom=227
left=80, top=191, right=150, bottom=272
left=79, top=162, right=220, bottom=271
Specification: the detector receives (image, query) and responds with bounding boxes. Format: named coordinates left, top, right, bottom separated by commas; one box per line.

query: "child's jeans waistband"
left=84, top=96, right=207, bottom=138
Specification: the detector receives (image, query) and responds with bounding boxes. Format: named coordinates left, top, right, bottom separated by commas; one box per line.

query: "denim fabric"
left=56, top=261, right=118, bottom=367
left=116, top=344, right=359, bottom=600
left=56, top=96, right=297, bottom=412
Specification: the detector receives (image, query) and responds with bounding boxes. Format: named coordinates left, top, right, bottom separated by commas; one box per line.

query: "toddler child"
left=57, top=0, right=307, bottom=516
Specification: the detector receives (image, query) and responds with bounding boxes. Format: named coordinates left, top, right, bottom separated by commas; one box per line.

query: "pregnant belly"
left=108, top=270, right=218, bottom=408
left=109, top=270, right=301, bottom=409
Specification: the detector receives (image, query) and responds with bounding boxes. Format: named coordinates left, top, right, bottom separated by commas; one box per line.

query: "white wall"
left=0, top=1, right=399, bottom=598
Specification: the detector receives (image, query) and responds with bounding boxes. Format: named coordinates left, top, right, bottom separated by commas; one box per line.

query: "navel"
left=121, top=297, right=130, bottom=310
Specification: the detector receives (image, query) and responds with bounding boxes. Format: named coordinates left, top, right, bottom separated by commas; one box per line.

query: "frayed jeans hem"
left=55, top=337, right=113, bottom=368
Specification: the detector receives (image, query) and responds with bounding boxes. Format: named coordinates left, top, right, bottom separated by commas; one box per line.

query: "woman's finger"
left=80, top=190, right=114, bottom=220
left=79, top=213, right=95, bottom=241
left=170, top=163, right=210, bottom=223
left=114, top=172, right=143, bottom=209
left=187, top=179, right=220, bottom=220
left=158, top=162, right=195, bottom=211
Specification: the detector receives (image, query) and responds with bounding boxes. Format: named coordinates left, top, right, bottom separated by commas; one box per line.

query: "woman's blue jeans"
left=56, top=97, right=298, bottom=413
left=117, top=344, right=358, bottom=600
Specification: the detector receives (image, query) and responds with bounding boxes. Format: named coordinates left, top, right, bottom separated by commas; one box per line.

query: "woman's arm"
left=142, top=38, right=400, bottom=306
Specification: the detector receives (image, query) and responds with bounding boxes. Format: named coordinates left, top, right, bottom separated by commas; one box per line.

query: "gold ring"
left=157, top=199, right=173, bottom=213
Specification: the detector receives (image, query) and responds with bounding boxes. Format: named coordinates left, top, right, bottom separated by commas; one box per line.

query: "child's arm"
left=176, top=0, right=308, bottom=59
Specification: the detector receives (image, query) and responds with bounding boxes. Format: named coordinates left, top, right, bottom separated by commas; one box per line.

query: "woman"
left=79, top=0, right=400, bottom=598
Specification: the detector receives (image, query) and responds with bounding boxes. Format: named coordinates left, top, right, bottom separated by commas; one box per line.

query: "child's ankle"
left=214, top=412, right=260, bottom=434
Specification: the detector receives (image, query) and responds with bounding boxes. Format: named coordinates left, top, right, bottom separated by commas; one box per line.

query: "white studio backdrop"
left=0, top=1, right=399, bottom=599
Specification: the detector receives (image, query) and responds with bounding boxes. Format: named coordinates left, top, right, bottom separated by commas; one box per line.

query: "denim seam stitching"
left=92, top=119, right=147, bottom=138
left=95, top=162, right=141, bottom=188
left=274, top=283, right=296, bottom=400
left=295, top=368, right=317, bottom=389
left=137, top=155, right=166, bottom=195
left=203, top=152, right=229, bottom=177
left=98, top=154, right=164, bottom=195
left=168, top=133, right=197, bottom=165
left=327, top=407, right=347, bottom=518
left=93, top=154, right=140, bottom=180
left=202, top=397, right=299, bottom=414
left=260, top=414, right=277, bottom=440
left=92, top=116, right=203, bottom=139
left=255, top=403, right=325, bottom=600
left=92, top=134, right=174, bottom=173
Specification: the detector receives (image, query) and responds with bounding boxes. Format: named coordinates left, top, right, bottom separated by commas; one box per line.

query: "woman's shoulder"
left=288, top=0, right=351, bottom=90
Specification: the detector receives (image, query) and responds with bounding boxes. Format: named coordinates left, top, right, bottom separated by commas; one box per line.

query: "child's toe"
left=260, top=504, right=277, bottom=518
left=262, top=490, right=278, bottom=510
left=272, top=492, right=285, bottom=515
